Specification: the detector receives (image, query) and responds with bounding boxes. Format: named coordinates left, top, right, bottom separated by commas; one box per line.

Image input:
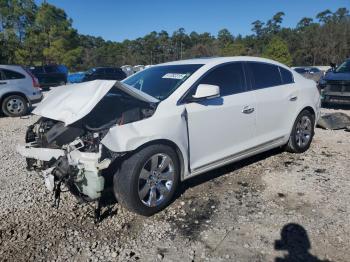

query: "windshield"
left=122, top=64, right=203, bottom=100
left=86, top=68, right=96, bottom=75
left=335, top=60, right=350, bottom=73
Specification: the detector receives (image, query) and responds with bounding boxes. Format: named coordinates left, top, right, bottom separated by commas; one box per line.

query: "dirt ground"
left=0, top=106, right=349, bottom=262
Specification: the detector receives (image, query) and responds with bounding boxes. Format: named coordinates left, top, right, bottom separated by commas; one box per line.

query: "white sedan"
left=18, top=57, right=321, bottom=216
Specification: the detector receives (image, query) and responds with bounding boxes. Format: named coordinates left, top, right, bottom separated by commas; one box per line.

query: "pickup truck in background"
left=30, top=65, right=68, bottom=90
left=319, top=59, right=350, bottom=106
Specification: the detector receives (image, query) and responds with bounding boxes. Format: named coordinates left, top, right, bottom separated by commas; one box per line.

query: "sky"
left=37, top=0, right=349, bottom=42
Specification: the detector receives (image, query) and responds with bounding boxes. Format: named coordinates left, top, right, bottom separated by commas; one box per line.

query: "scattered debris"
left=317, top=112, right=350, bottom=130
left=277, top=193, right=286, bottom=198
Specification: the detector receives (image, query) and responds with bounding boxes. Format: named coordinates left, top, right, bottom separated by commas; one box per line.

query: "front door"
left=184, top=62, right=257, bottom=171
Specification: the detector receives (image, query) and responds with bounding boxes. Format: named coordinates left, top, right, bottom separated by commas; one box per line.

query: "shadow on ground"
left=274, top=223, right=332, bottom=262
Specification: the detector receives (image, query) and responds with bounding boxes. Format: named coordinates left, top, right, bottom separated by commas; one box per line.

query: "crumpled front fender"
left=101, top=107, right=190, bottom=179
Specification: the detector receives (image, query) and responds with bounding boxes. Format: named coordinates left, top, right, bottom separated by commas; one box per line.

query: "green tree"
left=0, top=0, right=36, bottom=63
left=220, top=43, right=246, bottom=56
left=251, top=20, right=265, bottom=37
left=266, top=12, right=285, bottom=34
left=217, top=28, right=233, bottom=48
left=263, top=37, right=292, bottom=66
left=316, top=9, right=333, bottom=23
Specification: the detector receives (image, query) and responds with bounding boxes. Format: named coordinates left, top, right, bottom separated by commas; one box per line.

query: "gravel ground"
left=0, top=107, right=349, bottom=262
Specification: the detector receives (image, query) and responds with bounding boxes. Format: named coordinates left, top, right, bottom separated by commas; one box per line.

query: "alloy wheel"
left=138, top=153, right=175, bottom=207
left=295, top=115, right=312, bottom=147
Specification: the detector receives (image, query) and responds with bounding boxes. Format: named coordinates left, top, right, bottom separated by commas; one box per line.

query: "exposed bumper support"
left=17, top=142, right=112, bottom=201
left=17, top=144, right=64, bottom=161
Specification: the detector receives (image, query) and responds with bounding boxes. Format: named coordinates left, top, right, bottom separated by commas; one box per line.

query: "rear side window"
left=31, top=67, right=44, bottom=74
left=115, top=70, right=126, bottom=79
left=198, top=63, right=246, bottom=96
left=105, top=68, right=115, bottom=74
left=95, top=68, right=105, bottom=74
left=2, top=69, right=25, bottom=80
left=44, top=66, right=58, bottom=73
left=279, top=67, right=294, bottom=84
left=248, top=62, right=282, bottom=89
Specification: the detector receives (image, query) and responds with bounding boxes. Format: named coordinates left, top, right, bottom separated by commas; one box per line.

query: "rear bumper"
left=28, top=93, right=43, bottom=105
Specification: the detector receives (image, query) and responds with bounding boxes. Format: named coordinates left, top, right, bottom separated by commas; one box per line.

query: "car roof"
left=0, top=65, right=25, bottom=70
left=0, top=65, right=29, bottom=76
left=158, top=56, right=291, bottom=69
left=94, top=66, right=120, bottom=69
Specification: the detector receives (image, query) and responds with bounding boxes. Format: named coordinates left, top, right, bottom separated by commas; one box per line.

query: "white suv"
left=0, top=65, right=42, bottom=117
left=18, top=57, right=320, bottom=216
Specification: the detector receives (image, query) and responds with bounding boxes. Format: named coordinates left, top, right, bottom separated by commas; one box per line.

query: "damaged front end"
left=18, top=118, right=112, bottom=203
left=17, top=81, right=158, bottom=211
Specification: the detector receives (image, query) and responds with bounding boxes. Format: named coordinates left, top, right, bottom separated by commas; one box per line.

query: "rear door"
left=184, top=62, right=257, bottom=171
left=0, top=68, right=27, bottom=90
left=246, top=62, right=298, bottom=144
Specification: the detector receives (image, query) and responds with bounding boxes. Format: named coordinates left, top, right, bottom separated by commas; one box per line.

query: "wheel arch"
left=0, top=92, right=29, bottom=105
left=132, top=139, right=186, bottom=181
left=0, top=92, right=30, bottom=115
left=301, top=106, right=316, bottom=119
left=296, top=106, right=316, bottom=126
left=286, top=105, right=317, bottom=141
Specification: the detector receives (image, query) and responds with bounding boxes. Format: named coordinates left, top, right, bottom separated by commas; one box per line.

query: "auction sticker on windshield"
left=162, top=73, right=187, bottom=79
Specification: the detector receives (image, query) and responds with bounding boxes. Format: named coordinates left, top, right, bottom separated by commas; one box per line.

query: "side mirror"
left=192, top=84, right=220, bottom=100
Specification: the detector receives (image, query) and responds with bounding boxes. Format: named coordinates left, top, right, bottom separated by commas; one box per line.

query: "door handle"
left=289, top=96, right=298, bottom=101
left=0, top=82, right=7, bottom=85
left=242, top=106, right=255, bottom=114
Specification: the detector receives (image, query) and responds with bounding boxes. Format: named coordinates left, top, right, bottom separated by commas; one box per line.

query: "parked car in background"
left=30, top=65, right=68, bottom=90
left=319, top=59, right=350, bottom=105
left=293, top=67, right=324, bottom=82
left=121, top=65, right=134, bottom=77
left=67, top=72, right=86, bottom=83
left=0, top=65, right=42, bottom=117
left=18, top=57, right=320, bottom=217
left=133, top=65, right=145, bottom=73
left=82, top=67, right=127, bottom=82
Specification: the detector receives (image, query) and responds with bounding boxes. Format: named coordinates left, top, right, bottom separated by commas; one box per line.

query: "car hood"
left=33, top=80, right=159, bottom=125
left=324, top=72, right=350, bottom=81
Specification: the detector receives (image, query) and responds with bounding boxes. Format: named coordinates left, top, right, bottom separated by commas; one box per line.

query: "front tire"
left=113, top=144, right=180, bottom=216
left=1, top=95, right=28, bottom=117
left=285, top=110, right=315, bottom=153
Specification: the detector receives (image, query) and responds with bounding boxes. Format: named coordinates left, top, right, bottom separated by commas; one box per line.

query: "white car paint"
left=20, top=56, right=321, bottom=184
left=102, top=57, right=320, bottom=180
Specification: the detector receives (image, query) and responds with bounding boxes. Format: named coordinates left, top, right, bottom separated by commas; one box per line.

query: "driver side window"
left=190, top=62, right=246, bottom=98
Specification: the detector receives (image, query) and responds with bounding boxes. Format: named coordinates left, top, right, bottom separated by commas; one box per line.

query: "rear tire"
left=113, top=144, right=180, bottom=216
left=1, top=95, right=28, bottom=117
left=285, top=110, right=315, bottom=153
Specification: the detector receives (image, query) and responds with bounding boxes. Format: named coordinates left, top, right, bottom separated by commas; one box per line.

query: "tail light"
left=23, top=67, right=41, bottom=90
